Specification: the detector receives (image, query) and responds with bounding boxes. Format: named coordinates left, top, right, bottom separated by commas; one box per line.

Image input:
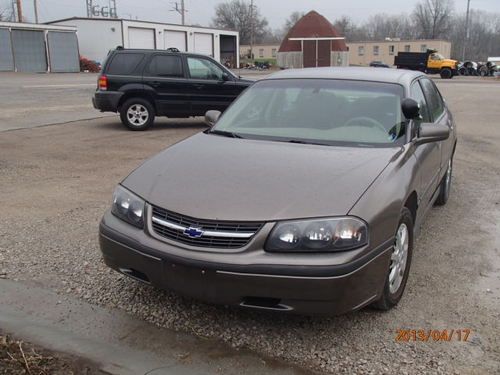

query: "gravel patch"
left=1, top=83, right=499, bottom=374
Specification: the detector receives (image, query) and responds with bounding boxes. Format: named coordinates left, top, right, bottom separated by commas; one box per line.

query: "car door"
left=185, top=55, right=240, bottom=115
left=410, top=78, right=443, bottom=207
left=142, top=53, right=191, bottom=116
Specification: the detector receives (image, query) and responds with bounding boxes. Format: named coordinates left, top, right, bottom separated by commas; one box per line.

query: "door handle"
left=151, top=81, right=161, bottom=87
left=193, top=83, right=204, bottom=90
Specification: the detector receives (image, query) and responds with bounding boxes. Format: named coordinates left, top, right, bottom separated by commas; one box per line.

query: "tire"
left=435, top=157, right=453, bottom=206
left=119, top=98, right=155, bottom=131
left=440, top=68, right=452, bottom=79
left=372, top=208, right=414, bottom=311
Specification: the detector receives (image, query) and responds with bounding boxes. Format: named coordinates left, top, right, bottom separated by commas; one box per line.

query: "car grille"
left=150, top=205, right=264, bottom=248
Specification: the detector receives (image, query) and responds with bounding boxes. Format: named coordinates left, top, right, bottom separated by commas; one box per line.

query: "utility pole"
left=462, top=0, right=471, bottom=62
left=171, top=0, right=186, bottom=25
left=249, top=0, right=254, bottom=60
left=34, top=0, right=39, bottom=23
left=11, top=0, right=17, bottom=22
left=16, top=0, right=22, bottom=22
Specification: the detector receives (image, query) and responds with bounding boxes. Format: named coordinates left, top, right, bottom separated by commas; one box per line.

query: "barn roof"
left=278, top=11, right=347, bottom=52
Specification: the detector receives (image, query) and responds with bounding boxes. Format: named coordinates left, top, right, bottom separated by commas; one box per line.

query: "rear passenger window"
left=148, top=55, right=183, bottom=77
left=410, top=81, right=431, bottom=122
left=106, top=53, right=144, bottom=75
left=419, top=78, right=444, bottom=121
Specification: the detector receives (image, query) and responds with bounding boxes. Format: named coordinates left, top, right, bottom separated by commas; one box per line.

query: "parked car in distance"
left=369, top=61, right=390, bottom=68
left=92, top=47, right=253, bottom=130
left=99, top=67, right=457, bottom=315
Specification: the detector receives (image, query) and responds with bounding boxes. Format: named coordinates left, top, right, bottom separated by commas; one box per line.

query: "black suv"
left=93, top=48, right=253, bottom=130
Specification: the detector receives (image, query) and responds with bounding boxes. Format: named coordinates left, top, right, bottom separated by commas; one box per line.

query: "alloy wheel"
left=127, top=104, right=149, bottom=127
left=389, top=223, right=409, bottom=294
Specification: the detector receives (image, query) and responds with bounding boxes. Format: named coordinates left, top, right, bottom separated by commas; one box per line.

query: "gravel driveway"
left=0, top=79, right=499, bottom=374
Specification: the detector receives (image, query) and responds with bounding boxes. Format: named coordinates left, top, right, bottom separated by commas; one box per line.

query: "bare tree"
left=283, top=11, right=305, bottom=33
left=212, top=0, right=269, bottom=44
left=364, top=13, right=416, bottom=40
left=412, top=0, right=455, bottom=39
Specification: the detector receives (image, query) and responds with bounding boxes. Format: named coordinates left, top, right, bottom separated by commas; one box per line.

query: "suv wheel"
left=120, top=98, right=155, bottom=131
left=372, top=208, right=413, bottom=311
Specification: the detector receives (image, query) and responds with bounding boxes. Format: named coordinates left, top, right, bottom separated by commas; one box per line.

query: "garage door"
left=11, top=29, right=47, bottom=72
left=128, top=27, right=155, bottom=49
left=164, top=30, right=186, bottom=51
left=47, top=31, right=79, bottom=72
left=0, top=28, right=14, bottom=71
left=193, top=33, right=213, bottom=56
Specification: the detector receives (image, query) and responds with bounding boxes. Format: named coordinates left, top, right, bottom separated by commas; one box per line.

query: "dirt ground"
left=0, top=333, right=104, bottom=375
left=0, top=78, right=499, bottom=374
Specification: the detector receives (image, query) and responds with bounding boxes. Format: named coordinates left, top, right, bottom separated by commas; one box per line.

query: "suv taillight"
left=98, top=75, right=108, bottom=91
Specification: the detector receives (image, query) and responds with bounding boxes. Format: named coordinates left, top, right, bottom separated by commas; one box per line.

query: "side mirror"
left=414, top=123, right=450, bottom=145
left=205, top=110, right=221, bottom=127
left=401, top=98, right=420, bottom=119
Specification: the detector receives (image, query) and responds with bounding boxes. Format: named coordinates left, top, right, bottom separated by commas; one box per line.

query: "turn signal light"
left=98, top=75, right=108, bottom=91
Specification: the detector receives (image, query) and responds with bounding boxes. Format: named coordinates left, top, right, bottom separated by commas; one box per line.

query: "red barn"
left=277, top=11, right=348, bottom=69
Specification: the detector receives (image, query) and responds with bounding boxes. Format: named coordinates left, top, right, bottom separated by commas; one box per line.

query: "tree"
left=283, top=11, right=305, bottom=33
left=412, top=0, right=455, bottom=39
left=212, top=0, right=269, bottom=45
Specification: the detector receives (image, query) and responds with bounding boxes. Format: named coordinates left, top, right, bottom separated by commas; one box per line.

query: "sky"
left=2, top=0, right=500, bottom=28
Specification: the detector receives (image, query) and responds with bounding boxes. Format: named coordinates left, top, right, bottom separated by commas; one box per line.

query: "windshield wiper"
left=208, top=129, right=244, bottom=139
left=286, top=139, right=331, bottom=146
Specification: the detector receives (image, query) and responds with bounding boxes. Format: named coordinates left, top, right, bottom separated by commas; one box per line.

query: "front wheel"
left=435, top=158, right=453, bottom=206
left=372, top=208, right=413, bottom=311
left=120, top=98, right=155, bottom=131
left=440, top=68, right=452, bottom=79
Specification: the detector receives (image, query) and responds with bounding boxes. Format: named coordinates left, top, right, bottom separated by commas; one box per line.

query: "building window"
left=373, top=45, right=379, bottom=56
left=358, top=46, right=365, bottom=56
left=389, top=45, right=395, bottom=55
left=404, top=45, right=411, bottom=52
left=259, top=48, right=264, bottom=58
left=420, top=44, right=427, bottom=52
left=271, top=48, right=277, bottom=58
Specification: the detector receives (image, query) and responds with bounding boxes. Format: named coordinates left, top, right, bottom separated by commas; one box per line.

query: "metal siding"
left=47, top=31, right=80, bottom=72
left=128, top=27, right=155, bottom=49
left=193, top=32, right=213, bottom=56
left=0, top=28, right=14, bottom=71
left=164, top=30, right=186, bottom=51
left=11, top=29, right=47, bottom=72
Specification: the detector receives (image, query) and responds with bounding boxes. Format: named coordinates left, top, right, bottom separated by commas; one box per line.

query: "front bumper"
left=99, top=211, right=393, bottom=315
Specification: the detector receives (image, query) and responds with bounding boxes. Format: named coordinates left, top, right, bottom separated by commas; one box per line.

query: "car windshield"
left=212, top=79, right=406, bottom=146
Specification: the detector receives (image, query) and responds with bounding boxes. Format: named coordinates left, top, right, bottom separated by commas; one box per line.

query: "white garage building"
left=47, top=17, right=239, bottom=67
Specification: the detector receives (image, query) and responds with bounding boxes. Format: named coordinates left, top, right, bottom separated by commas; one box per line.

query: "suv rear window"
left=106, top=53, right=144, bottom=75
left=148, top=55, right=183, bottom=77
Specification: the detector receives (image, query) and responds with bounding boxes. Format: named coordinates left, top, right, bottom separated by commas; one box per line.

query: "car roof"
left=265, top=67, right=424, bottom=86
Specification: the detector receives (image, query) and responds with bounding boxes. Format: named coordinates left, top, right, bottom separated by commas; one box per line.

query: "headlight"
left=111, top=185, right=145, bottom=228
left=265, top=217, right=368, bottom=252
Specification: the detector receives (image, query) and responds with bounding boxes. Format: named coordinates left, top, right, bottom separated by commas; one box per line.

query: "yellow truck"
left=394, top=49, right=459, bottom=79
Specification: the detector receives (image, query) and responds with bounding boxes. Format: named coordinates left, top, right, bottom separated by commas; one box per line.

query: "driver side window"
left=187, top=57, right=223, bottom=80
left=410, top=81, right=431, bottom=122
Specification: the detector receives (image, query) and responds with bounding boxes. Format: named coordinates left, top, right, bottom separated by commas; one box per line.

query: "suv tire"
left=120, top=98, right=155, bottom=131
left=372, top=207, right=413, bottom=311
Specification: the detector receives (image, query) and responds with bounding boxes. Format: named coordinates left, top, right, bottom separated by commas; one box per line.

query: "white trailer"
left=47, top=17, right=239, bottom=67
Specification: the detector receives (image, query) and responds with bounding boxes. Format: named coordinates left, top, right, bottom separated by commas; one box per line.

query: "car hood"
left=123, top=133, right=400, bottom=221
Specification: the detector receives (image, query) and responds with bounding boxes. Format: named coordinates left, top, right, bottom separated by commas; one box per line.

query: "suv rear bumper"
left=93, top=91, right=123, bottom=112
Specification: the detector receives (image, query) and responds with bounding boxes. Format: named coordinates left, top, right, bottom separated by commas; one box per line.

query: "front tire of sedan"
left=435, top=158, right=453, bottom=206
left=373, top=208, right=413, bottom=311
left=120, top=98, right=155, bottom=131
